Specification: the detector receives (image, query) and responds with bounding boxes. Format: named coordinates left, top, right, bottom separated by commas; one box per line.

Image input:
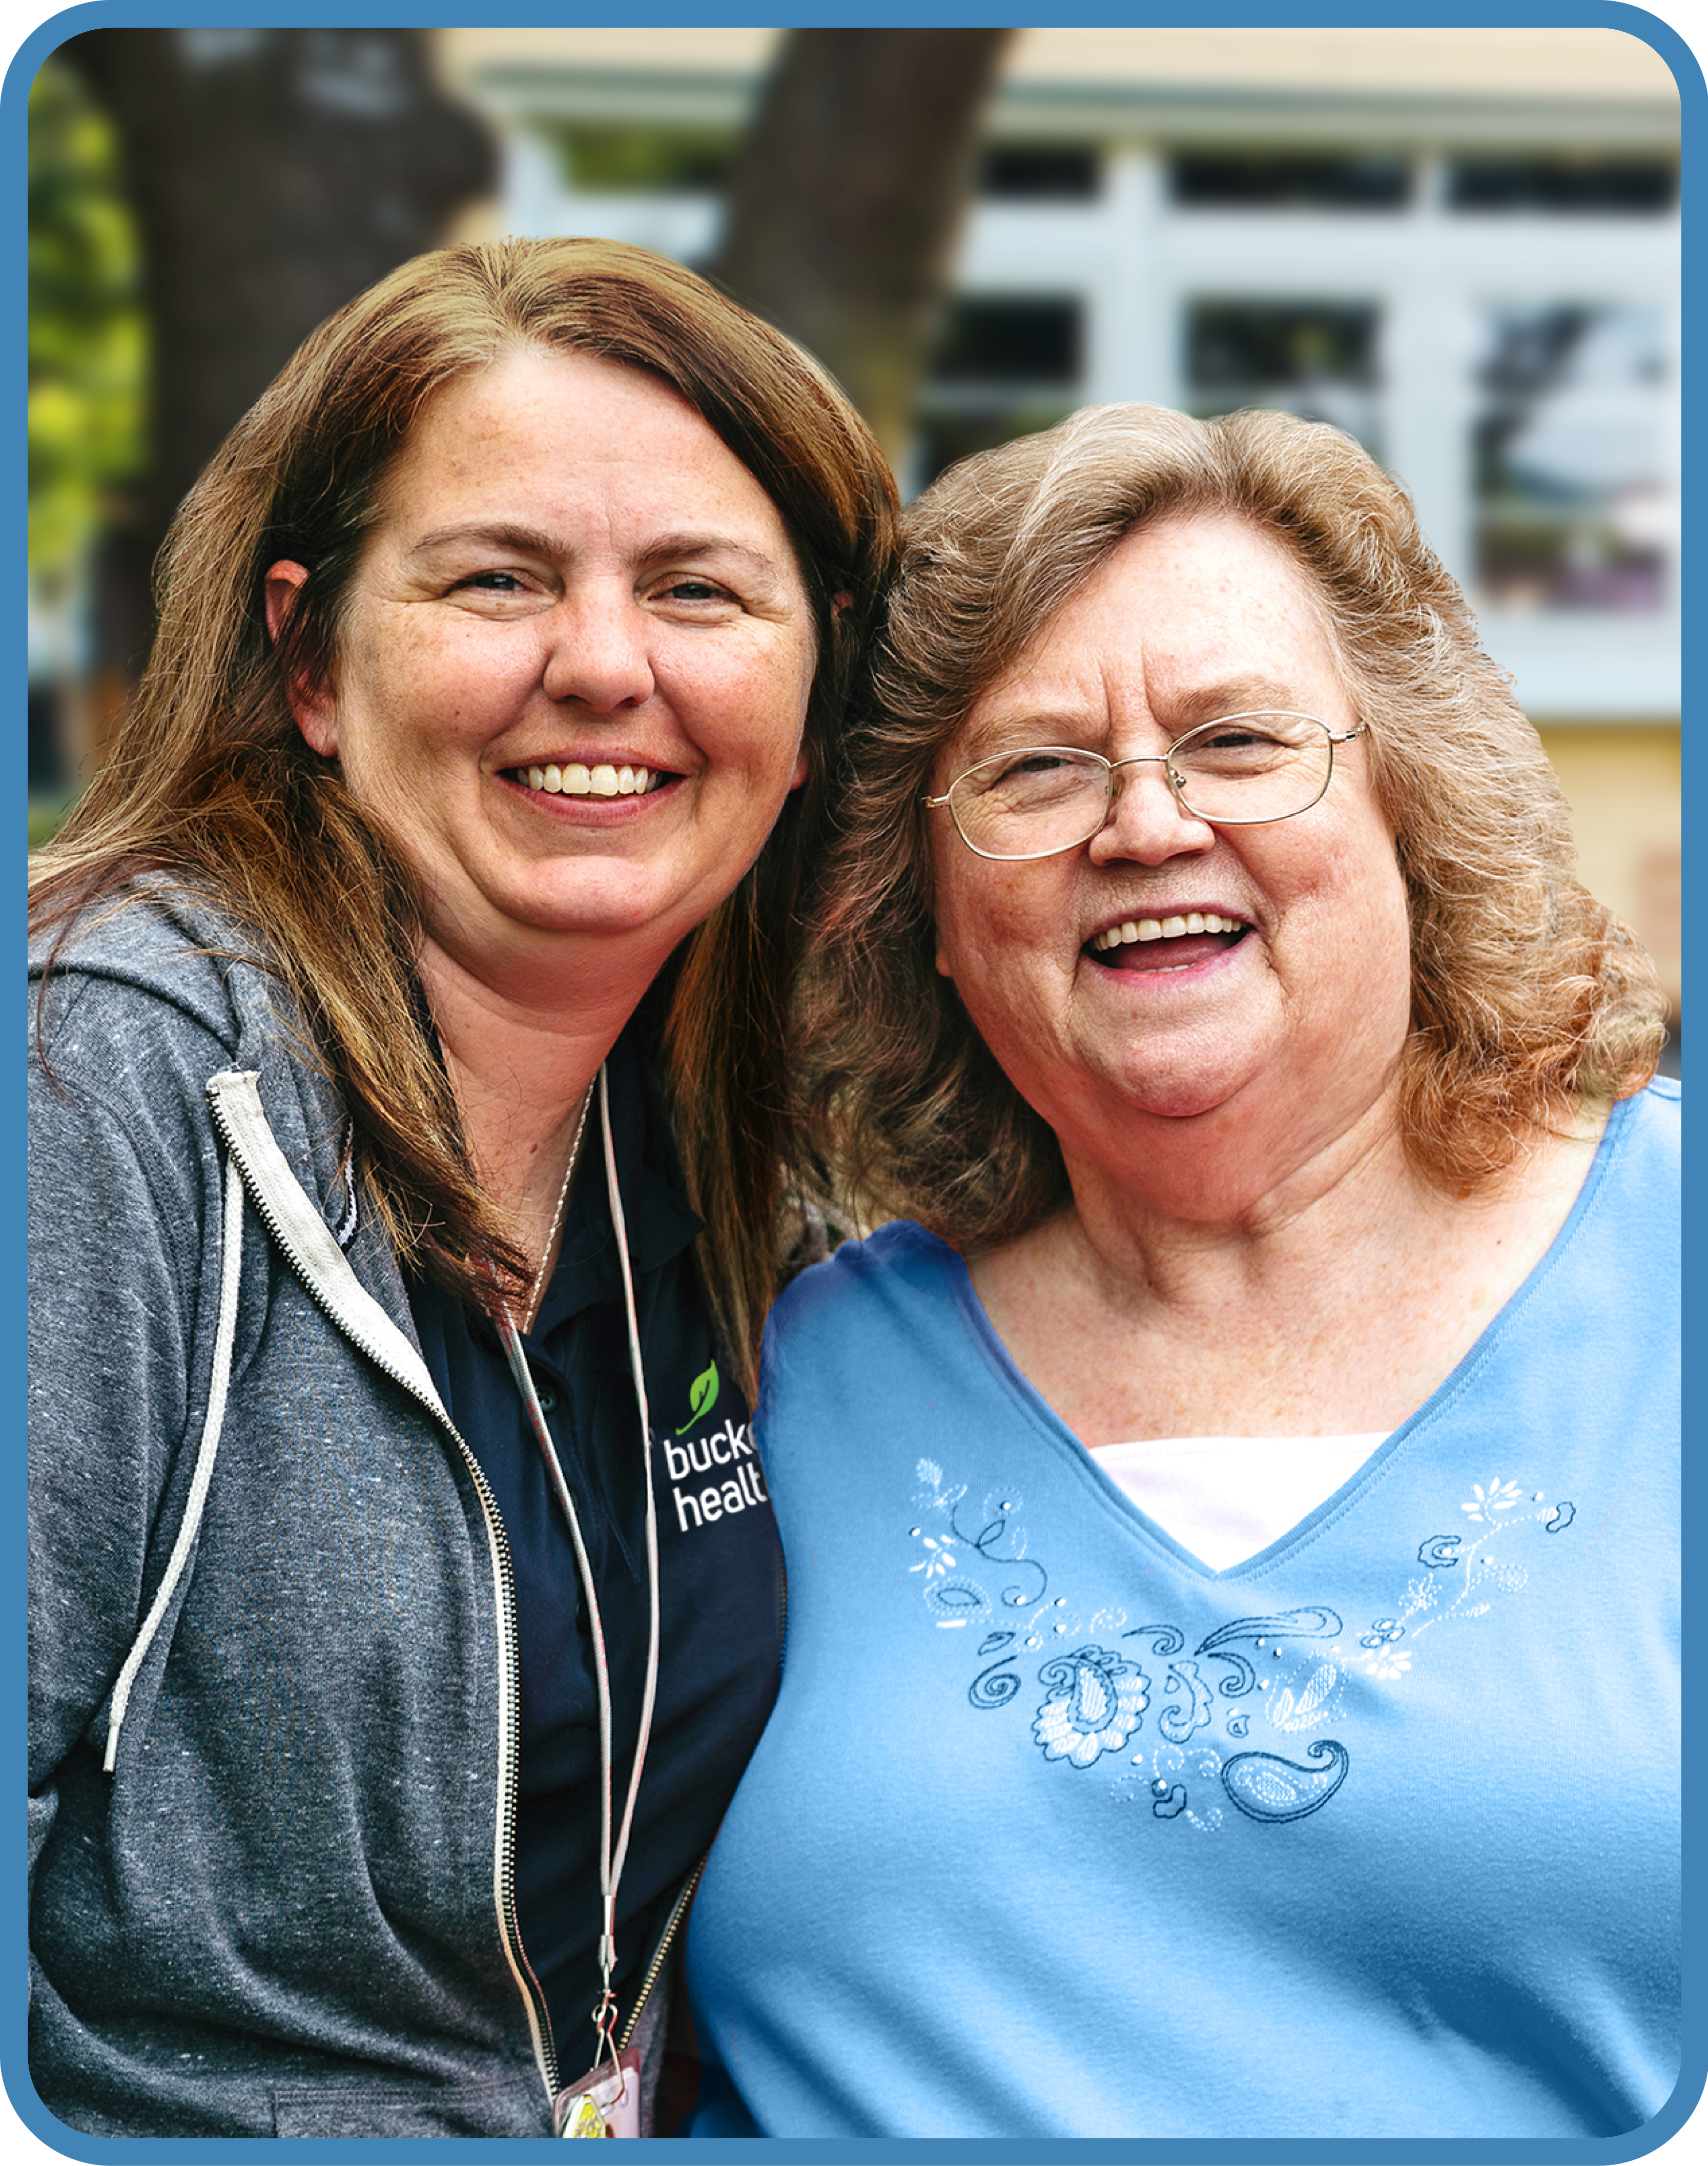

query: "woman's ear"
left=263, top=561, right=338, bottom=756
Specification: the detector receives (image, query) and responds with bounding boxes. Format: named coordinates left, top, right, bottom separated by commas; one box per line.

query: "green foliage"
left=27, top=797, right=71, bottom=852
left=540, top=122, right=738, bottom=195
left=29, top=57, right=147, bottom=594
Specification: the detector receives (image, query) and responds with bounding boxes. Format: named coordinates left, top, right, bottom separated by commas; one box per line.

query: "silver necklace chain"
left=520, top=1082, right=593, bottom=1335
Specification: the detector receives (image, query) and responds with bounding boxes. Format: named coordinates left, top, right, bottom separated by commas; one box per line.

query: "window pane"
left=1172, top=152, right=1411, bottom=210
left=1449, top=157, right=1677, bottom=215
left=1473, top=303, right=1668, bottom=612
left=979, top=145, right=1101, bottom=201
left=1184, top=300, right=1382, bottom=456
left=931, top=297, right=1083, bottom=384
left=916, top=298, right=1085, bottom=490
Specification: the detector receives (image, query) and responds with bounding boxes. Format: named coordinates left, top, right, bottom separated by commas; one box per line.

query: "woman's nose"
left=540, top=592, right=656, bottom=712
left=1086, top=756, right=1217, bottom=866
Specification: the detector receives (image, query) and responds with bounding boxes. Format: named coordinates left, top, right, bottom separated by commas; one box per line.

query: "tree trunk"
left=60, top=28, right=496, bottom=693
left=710, top=28, right=1013, bottom=465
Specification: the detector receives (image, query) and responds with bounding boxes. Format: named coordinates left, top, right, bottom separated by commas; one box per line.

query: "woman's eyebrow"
left=405, top=522, right=786, bottom=581
left=951, top=675, right=1321, bottom=768
left=1165, top=678, right=1312, bottom=726
left=406, top=520, right=559, bottom=562
left=641, top=530, right=782, bottom=572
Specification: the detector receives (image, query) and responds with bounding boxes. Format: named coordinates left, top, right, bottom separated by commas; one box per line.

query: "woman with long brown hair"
left=28, top=237, right=896, bottom=2139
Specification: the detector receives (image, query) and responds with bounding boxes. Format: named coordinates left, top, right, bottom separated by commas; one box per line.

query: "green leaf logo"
left=676, top=1360, right=719, bottom=1435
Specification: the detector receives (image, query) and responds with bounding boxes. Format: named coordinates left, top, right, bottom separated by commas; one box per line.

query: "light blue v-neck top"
left=687, top=1082, right=1680, bottom=2140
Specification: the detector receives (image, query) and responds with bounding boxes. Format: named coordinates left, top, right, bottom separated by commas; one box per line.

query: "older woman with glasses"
left=682, top=405, right=1679, bottom=2140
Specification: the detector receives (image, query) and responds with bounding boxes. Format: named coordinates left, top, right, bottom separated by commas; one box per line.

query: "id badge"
left=556, top=2047, right=642, bottom=2138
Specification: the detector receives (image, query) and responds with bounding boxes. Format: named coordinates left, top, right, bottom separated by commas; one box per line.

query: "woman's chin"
left=1121, top=1077, right=1249, bottom=1122
left=1090, top=1031, right=1271, bottom=1124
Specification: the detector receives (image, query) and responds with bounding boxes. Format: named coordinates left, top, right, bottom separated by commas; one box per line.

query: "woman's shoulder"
left=1541, top=1077, right=1678, bottom=1311
left=770, top=1217, right=959, bottom=1327
left=29, top=877, right=343, bottom=1182
left=1605, top=1075, right=1679, bottom=1189
left=30, top=877, right=290, bottom=1071
left=758, top=1219, right=968, bottom=1399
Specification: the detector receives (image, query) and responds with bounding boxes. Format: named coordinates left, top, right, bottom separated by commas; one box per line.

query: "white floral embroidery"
left=1359, top=1645, right=1413, bottom=1681
left=908, top=1531, right=958, bottom=1579
left=1461, top=1475, right=1524, bottom=1523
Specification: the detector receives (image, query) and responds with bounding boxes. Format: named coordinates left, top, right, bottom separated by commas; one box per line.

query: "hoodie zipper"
left=204, top=1080, right=560, bottom=2105
left=618, top=1854, right=706, bottom=2054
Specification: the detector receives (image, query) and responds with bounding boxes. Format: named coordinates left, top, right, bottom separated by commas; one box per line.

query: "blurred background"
left=27, top=25, right=1681, bottom=1059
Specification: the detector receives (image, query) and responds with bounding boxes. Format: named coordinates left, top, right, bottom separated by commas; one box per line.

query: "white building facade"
left=441, top=27, right=1683, bottom=1016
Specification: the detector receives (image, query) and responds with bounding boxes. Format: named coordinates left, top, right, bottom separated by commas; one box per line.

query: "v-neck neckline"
left=936, top=1093, right=1631, bottom=1581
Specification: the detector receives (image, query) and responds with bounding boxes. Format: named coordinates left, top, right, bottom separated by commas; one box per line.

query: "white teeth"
left=1092, top=912, right=1243, bottom=952
left=527, top=760, right=659, bottom=798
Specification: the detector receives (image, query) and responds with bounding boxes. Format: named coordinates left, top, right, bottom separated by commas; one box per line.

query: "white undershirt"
left=1092, top=1434, right=1391, bottom=1573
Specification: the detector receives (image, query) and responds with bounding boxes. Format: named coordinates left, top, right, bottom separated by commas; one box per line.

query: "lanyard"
left=492, top=1063, right=662, bottom=2113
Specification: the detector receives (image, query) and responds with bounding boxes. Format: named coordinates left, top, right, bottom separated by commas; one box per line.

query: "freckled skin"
left=272, top=345, right=816, bottom=1004
left=263, top=345, right=818, bottom=1247
left=930, top=513, right=1603, bottom=1445
left=930, top=512, right=1413, bottom=1204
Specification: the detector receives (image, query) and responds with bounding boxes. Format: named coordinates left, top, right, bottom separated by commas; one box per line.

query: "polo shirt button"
left=535, top=1385, right=557, bottom=1413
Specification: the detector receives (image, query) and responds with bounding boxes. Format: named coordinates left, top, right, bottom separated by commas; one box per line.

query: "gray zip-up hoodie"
left=28, top=888, right=580, bottom=2138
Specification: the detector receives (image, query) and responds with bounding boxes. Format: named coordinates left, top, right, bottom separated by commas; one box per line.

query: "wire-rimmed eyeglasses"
left=924, top=711, right=1367, bottom=862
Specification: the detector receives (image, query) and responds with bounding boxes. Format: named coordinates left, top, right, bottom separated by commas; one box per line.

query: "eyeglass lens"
left=949, top=712, right=1335, bottom=858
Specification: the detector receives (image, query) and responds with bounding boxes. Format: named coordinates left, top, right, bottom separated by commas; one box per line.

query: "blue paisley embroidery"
left=1158, top=1659, right=1215, bottom=1742
left=1192, top=1608, right=1343, bottom=1698
left=1033, top=1646, right=1148, bottom=1765
left=1221, top=1740, right=1350, bottom=1822
left=969, top=1660, right=1023, bottom=1709
left=909, top=1458, right=1571, bottom=1837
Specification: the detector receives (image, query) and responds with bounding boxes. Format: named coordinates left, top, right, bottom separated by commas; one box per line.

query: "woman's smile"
left=503, top=758, right=672, bottom=801
left=276, top=343, right=817, bottom=979
left=930, top=511, right=1411, bottom=1139
left=1086, top=910, right=1251, bottom=971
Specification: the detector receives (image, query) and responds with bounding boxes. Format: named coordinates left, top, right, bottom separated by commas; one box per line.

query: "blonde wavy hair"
left=798, top=402, right=1666, bottom=1247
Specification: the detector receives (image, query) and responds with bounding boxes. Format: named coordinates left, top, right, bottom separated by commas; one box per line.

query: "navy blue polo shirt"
left=407, top=1029, right=784, bottom=2083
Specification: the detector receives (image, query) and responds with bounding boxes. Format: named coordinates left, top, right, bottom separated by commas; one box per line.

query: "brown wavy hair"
left=799, top=402, right=1665, bottom=1248
left=30, top=236, right=899, bottom=1391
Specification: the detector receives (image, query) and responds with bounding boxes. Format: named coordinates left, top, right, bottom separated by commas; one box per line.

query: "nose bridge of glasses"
left=1103, top=747, right=1198, bottom=823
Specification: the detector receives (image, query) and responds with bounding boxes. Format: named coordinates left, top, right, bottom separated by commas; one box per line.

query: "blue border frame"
left=7, top=5, right=1696, bottom=2160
